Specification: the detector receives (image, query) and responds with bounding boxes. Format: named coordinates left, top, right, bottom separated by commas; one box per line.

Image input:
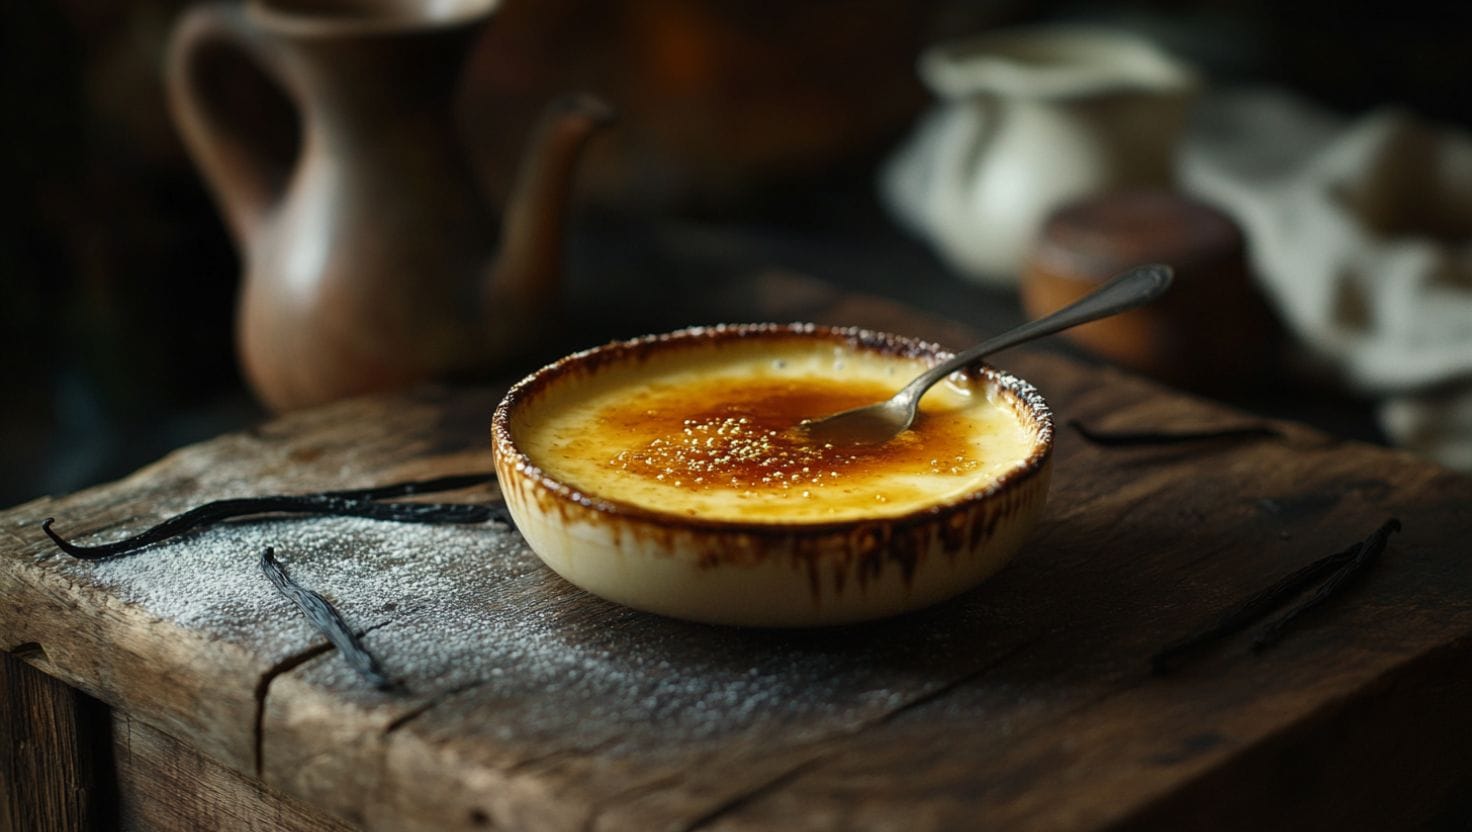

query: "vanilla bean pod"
left=43, top=473, right=509, bottom=560
left=321, top=472, right=495, bottom=500
left=1151, top=545, right=1359, bottom=674
left=1151, top=518, right=1401, bottom=673
left=1070, top=419, right=1281, bottom=448
left=1253, top=518, right=1401, bottom=651
left=260, top=547, right=398, bottom=692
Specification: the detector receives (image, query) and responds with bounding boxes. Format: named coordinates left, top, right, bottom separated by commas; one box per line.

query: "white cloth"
left=1181, top=90, right=1472, bottom=471
left=881, top=84, right=1472, bottom=470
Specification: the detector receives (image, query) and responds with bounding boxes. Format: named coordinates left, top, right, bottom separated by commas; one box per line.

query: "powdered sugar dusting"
left=51, top=515, right=533, bottom=652
left=271, top=530, right=1013, bottom=758
left=48, top=504, right=1011, bottom=757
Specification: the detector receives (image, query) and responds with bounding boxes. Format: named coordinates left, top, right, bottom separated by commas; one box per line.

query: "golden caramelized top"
left=602, top=379, right=986, bottom=493
left=515, top=338, right=1038, bottom=523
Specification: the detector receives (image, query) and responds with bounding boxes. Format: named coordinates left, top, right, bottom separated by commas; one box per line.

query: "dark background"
left=4, top=0, right=1471, bottom=508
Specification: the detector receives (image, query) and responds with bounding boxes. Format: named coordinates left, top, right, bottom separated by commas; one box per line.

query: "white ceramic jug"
left=883, top=25, right=1198, bottom=284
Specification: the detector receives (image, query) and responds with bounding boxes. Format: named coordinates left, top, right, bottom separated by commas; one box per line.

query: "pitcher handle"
left=166, top=2, right=297, bottom=243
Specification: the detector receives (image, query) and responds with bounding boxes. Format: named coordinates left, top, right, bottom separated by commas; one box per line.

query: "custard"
left=494, top=325, right=1053, bottom=626
left=516, top=338, right=1036, bottom=523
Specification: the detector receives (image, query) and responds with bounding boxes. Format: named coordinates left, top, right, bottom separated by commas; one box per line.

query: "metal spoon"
left=801, top=263, right=1175, bottom=445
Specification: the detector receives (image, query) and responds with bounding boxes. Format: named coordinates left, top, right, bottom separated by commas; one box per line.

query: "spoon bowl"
left=801, top=263, right=1173, bottom=445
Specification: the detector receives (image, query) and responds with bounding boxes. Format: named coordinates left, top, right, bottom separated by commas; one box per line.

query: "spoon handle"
left=899, top=263, right=1175, bottom=403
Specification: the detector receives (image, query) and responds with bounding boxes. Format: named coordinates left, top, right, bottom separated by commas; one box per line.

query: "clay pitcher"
left=166, top=0, right=611, bottom=411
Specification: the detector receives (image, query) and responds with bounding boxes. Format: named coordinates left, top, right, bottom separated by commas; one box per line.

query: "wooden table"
left=5, top=275, right=1471, bottom=831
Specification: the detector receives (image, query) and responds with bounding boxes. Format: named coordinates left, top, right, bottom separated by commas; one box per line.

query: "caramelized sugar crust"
left=508, top=327, right=1042, bottom=524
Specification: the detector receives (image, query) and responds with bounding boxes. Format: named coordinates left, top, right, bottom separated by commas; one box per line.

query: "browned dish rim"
left=492, top=323, right=1054, bottom=538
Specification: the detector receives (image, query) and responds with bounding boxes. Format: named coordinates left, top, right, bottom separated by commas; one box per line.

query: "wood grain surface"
left=113, top=714, right=351, bottom=832
left=1, top=651, right=113, bottom=832
left=3, top=273, right=1470, bottom=830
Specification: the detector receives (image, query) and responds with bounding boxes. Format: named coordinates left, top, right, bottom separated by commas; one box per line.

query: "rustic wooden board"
left=1, top=650, right=112, bottom=832
left=113, top=714, right=351, bottom=832
left=3, top=273, right=1471, bottom=830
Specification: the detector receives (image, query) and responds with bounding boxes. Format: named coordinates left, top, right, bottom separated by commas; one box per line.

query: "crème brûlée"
left=493, top=325, right=1053, bottom=627
left=520, top=354, right=1034, bottom=524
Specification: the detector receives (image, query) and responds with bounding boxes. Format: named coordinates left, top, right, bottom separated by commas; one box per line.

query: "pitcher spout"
left=485, top=94, right=614, bottom=318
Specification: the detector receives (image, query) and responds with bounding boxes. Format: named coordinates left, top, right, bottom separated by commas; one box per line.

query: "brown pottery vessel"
left=168, top=0, right=610, bottom=411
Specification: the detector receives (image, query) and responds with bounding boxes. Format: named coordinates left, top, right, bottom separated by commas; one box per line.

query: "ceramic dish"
left=491, top=324, right=1053, bottom=626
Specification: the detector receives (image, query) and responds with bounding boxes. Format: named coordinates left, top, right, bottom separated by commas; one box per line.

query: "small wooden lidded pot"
left=1022, top=190, right=1279, bottom=392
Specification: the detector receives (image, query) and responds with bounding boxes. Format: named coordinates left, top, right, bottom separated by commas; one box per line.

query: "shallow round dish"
left=491, top=324, right=1053, bottom=627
